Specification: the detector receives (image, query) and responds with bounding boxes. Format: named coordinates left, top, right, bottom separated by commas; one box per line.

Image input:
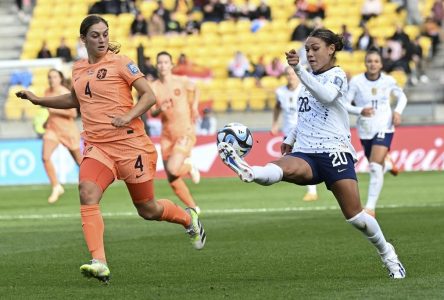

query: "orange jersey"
left=150, top=75, right=196, bottom=139
left=72, top=52, right=145, bottom=142
left=44, top=87, right=79, bottom=135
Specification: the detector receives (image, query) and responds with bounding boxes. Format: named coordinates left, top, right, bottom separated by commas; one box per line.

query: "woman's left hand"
left=109, top=114, right=132, bottom=127
left=392, top=112, right=401, bottom=126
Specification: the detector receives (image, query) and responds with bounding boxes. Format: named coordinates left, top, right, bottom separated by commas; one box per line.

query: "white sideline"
left=0, top=203, right=443, bottom=220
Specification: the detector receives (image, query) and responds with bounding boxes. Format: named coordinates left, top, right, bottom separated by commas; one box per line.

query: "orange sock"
left=170, top=178, right=196, bottom=208
left=157, top=199, right=191, bottom=227
left=80, top=204, right=106, bottom=263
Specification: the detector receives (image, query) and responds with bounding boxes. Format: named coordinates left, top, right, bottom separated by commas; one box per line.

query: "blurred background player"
left=42, top=69, right=82, bottom=204
left=271, top=66, right=318, bottom=201
left=150, top=51, right=201, bottom=214
left=17, top=15, right=205, bottom=283
left=219, top=29, right=405, bottom=279
left=346, top=48, right=407, bottom=218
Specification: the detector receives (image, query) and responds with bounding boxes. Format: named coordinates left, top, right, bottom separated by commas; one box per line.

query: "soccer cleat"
left=184, top=157, right=200, bottom=184
left=364, top=208, right=376, bottom=218
left=218, top=142, right=254, bottom=183
left=381, top=243, right=406, bottom=279
left=80, top=259, right=111, bottom=283
left=194, top=206, right=201, bottom=216
left=48, top=184, right=64, bottom=204
left=302, top=192, right=318, bottom=202
left=185, top=207, right=206, bottom=250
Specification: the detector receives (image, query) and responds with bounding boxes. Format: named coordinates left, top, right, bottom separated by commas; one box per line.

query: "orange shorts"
left=160, top=134, right=196, bottom=160
left=42, top=129, right=80, bottom=160
left=82, top=135, right=157, bottom=184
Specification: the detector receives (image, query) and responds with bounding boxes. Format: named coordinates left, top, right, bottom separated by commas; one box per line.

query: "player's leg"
left=164, top=160, right=198, bottom=211
left=384, top=152, right=399, bottom=176
left=331, top=179, right=406, bottom=278
left=127, top=180, right=206, bottom=250
left=42, top=134, right=64, bottom=203
left=365, top=144, right=389, bottom=217
left=78, top=157, right=115, bottom=283
left=68, top=148, right=83, bottom=166
left=303, top=185, right=318, bottom=201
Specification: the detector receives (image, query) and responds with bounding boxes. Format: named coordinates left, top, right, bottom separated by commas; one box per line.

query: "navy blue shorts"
left=288, top=152, right=357, bottom=190
left=360, top=132, right=394, bottom=159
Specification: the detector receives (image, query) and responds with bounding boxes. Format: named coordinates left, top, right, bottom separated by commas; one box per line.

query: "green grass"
left=1, top=172, right=444, bottom=299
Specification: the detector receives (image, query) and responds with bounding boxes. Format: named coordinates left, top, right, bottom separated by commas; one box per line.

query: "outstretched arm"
left=16, top=89, right=79, bottom=109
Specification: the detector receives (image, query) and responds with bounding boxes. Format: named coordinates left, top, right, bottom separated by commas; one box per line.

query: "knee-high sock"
left=157, top=199, right=191, bottom=227
left=307, top=185, right=317, bottom=194
left=170, top=178, right=196, bottom=208
left=366, top=162, right=383, bottom=210
left=80, top=204, right=106, bottom=262
left=347, top=210, right=390, bottom=256
left=251, top=163, right=283, bottom=186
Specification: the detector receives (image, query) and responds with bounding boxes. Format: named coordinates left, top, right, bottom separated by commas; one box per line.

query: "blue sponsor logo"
left=127, top=62, right=139, bottom=75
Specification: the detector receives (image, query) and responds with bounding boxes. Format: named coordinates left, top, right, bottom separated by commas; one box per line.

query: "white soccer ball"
left=217, top=122, right=253, bottom=157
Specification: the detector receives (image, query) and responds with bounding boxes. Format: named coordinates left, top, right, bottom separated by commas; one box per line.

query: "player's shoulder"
left=73, top=58, right=88, bottom=70
left=381, top=72, right=397, bottom=85
left=349, top=72, right=366, bottom=84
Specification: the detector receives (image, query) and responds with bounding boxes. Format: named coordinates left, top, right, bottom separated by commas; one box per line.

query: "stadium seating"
left=4, top=0, right=436, bottom=120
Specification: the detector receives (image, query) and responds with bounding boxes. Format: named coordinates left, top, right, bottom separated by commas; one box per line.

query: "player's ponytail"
left=309, top=28, right=344, bottom=61
left=80, top=14, right=121, bottom=54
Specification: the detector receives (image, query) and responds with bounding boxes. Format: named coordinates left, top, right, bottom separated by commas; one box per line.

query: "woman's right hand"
left=281, top=143, right=293, bottom=155
left=285, top=49, right=300, bottom=67
left=16, top=90, right=39, bottom=105
left=361, top=107, right=374, bottom=117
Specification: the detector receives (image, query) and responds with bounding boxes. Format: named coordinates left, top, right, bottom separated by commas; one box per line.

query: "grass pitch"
left=1, top=171, right=443, bottom=299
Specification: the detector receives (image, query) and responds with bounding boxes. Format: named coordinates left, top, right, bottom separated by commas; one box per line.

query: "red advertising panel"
left=152, top=125, right=444, bottom=178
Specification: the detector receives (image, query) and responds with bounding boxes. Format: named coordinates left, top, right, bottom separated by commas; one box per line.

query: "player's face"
left=48, top=70, right=62, bottom=88
left=305, top=37, right=335, bottom=73
left=156, top=54, right=173, bottom=77
left=82, top=22, right=109, bottom=58
left=365, top=53, right=383, bottom=76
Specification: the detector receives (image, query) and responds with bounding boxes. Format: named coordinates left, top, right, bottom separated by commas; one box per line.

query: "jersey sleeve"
left=345, top=77, right=363, bottom=115
left=117, top=55, right=144, bottom=86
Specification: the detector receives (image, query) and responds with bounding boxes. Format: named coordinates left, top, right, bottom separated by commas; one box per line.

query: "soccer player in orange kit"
left=16, top=15, right=206, bottom=283
left=150, top=51, right=201, bottom=214
left=42, top=69, right=82, bottom=203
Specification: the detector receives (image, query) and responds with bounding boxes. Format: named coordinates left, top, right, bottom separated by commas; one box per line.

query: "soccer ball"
left=217, top=123, right=253, bottom=157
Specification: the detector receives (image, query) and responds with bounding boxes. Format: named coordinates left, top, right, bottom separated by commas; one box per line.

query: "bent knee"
left=135, top=202, right=162, bottom=220
left=79, top=181, right=102, bottom=204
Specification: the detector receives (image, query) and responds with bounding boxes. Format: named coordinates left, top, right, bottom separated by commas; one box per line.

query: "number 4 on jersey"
left=134, top=155, right=144, bottom=172
left=85, top=81, right=92, bottom=98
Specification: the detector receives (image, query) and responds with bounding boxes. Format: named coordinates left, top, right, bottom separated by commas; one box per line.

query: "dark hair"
left=79, top=15, right=120, bottom=54
left=309, top=28, right=344, bottom=51
left=365, top=46, right=382, bottom=60
left=156, top=51, right=173, bottom=62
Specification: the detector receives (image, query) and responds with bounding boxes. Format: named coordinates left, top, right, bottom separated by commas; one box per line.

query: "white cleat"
left=48, top=184, right=64, bottom=204
left=185, top=207, right=206, bottom=250
left=184, top=157, right=200, bottom=184
left=381, top=243, right=406, bottom=279
left=217, top=142, right=254, bottom=183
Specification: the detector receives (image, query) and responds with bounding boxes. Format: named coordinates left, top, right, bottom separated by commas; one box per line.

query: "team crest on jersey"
left=371, top=87, right=377, bottom=96
left=333, top=76, right=343, bottom=88
left=96, top=68, right=107, bottom=79
left=174, top=88, right=181, bottom=96
left=127, top=62, right=139, bottom=75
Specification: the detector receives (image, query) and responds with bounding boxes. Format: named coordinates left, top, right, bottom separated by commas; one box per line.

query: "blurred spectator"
left=390, top=24, right=413, bottom=61
left=196, top=107, right=217, bottom=135
left=252, top=55, right=267, bottom=79
left=291, top=0, right=309, bottom=19
left=148, top=13, right=166, bottom=36
left=306, top=0, right=325, bottom=19
left=89, top=0, right=130, bottom=15
left=290, top=16, right=313, bottom=41
left=355, top=25, right=375, bottom=51
left=406, top=0, right=422, bottom=25
left=238, top=0, right=257, bottom=20
left=165, top=13, right=182, bottom=34
left=172, top=53, right=213, bottom=79
left=422, top=16, right=441, bottom=56
left=141, top=56, right=158, bottom=81
left=312, top=16, right=324, bottom=30
left=360, top=0, right=382, bottom=25
left=255, top=0, right=271, bottom=21
left=431, top=0, right=444, bottom=26
left=382, top=39, right=412, bottom=81
left=130, top=12, right=148, bottom=36
left=75, top=38, right=88, bottom=60
left=203, top=0, right=226, bottom=22
left=410, top=36, right=430, bottom=84
left=225, top=0, right=240, bottom=20
left=37, top=41, right=52, bottom=59
left=265, top=57, right=285, bottom=78
left=56, top=37, right=72, bottom=62
left=154, top=0, right=171, bottom=24
left=228, top=51, right=251, bottom=78
left=184, top=11, right=201, bottom=34
left=341, top=24, right=353, bottom=52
